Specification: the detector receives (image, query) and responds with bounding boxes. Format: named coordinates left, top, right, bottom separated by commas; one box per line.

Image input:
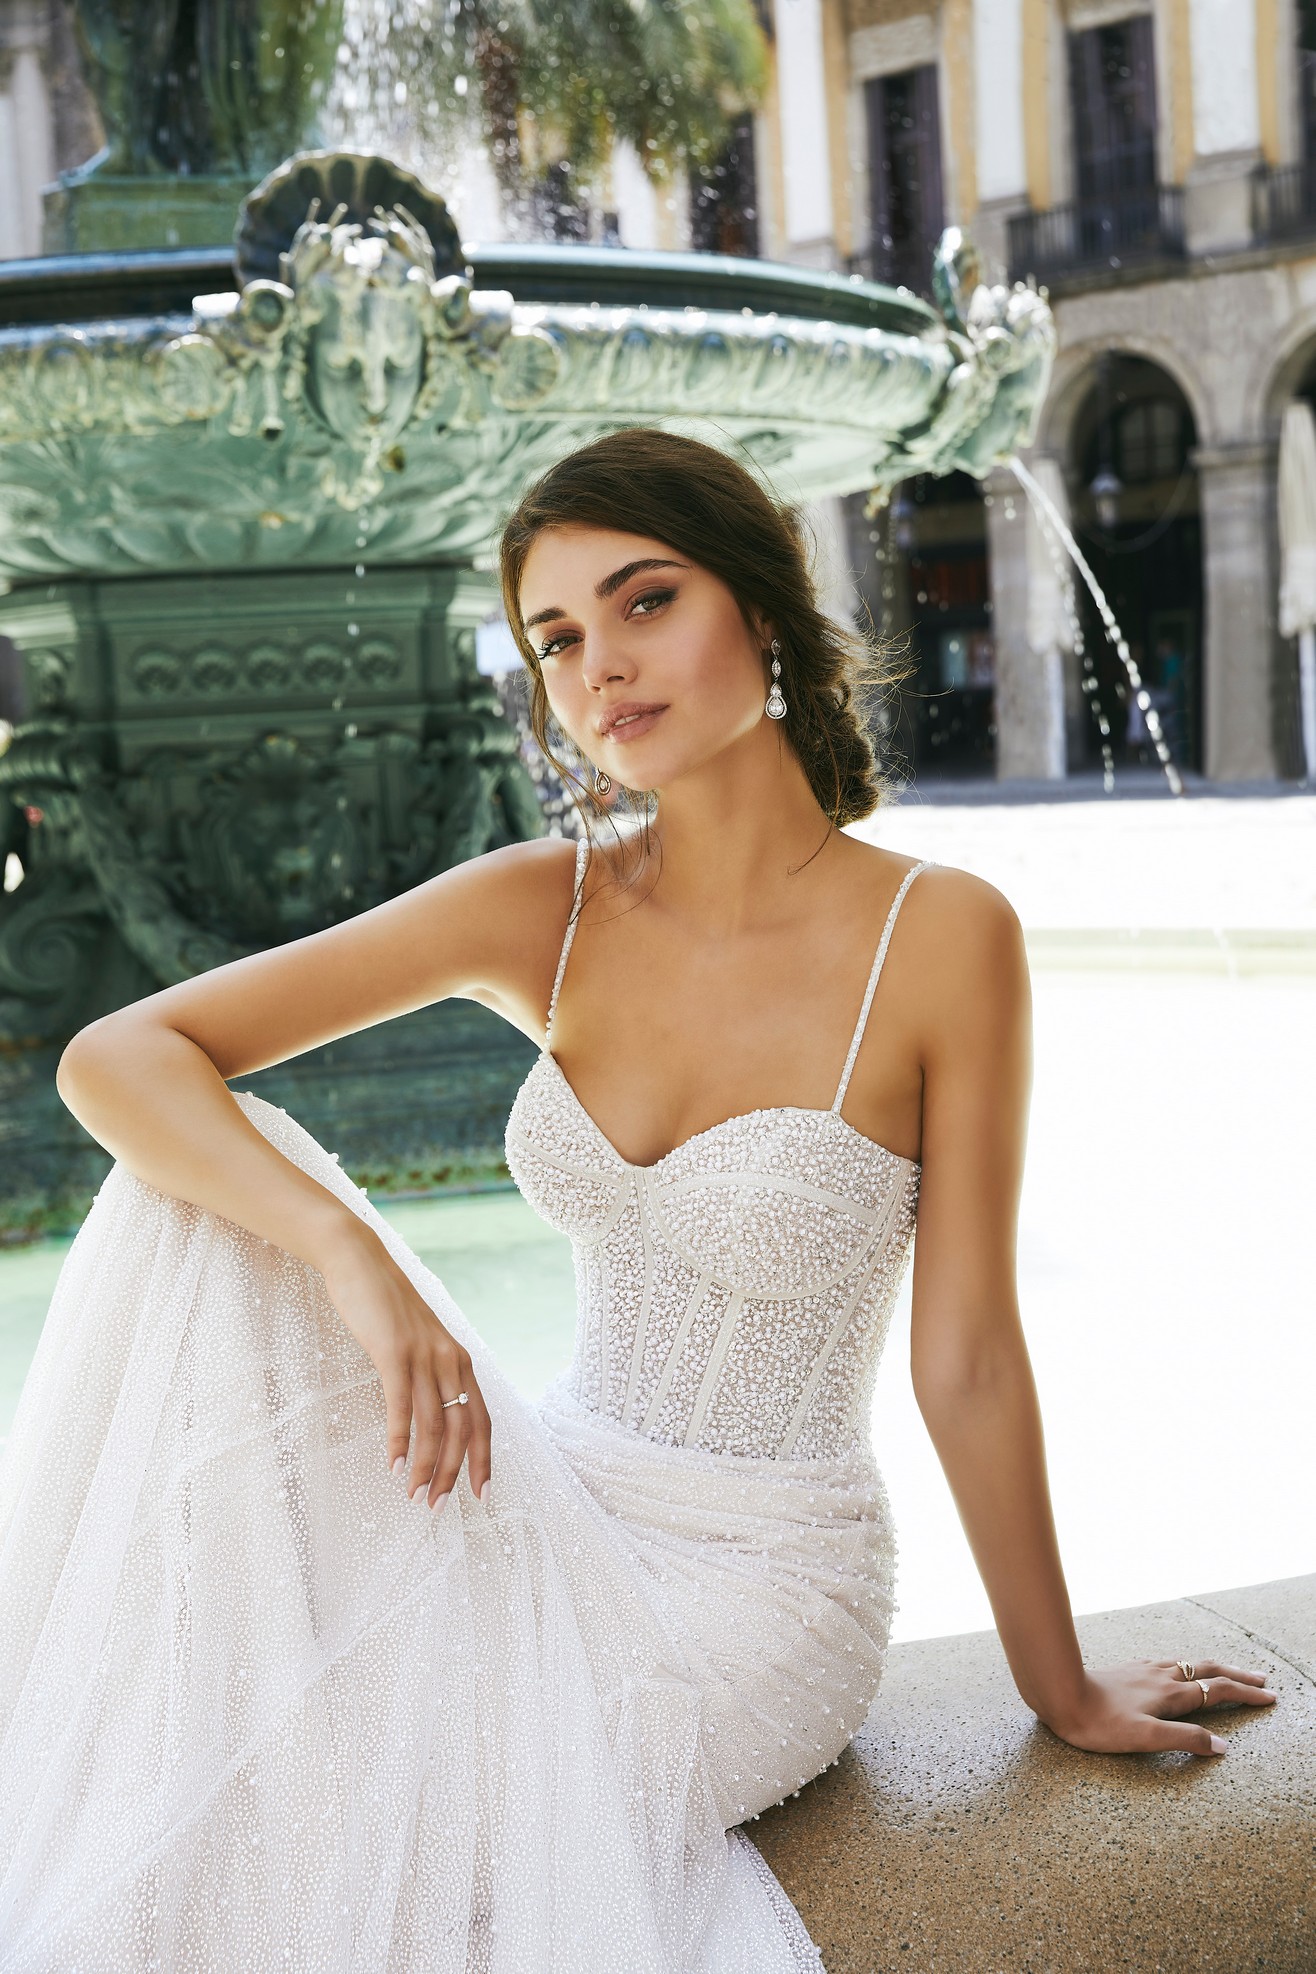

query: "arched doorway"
left=1068, top=354, right=1204, bottom=773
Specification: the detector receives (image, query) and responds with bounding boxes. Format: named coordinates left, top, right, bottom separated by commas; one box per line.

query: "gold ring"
left=1175, top=1660, right=1195, bottom=1682
left=1196, top=1678, right=1211, bottom=1707
left=441, top=1391, right=470, bottom=1409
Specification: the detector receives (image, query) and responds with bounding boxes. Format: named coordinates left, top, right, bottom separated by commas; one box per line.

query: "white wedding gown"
left=0, top=845, right=935, bottom=1972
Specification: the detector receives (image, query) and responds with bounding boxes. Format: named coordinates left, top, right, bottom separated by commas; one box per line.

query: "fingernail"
left=433, top=1491, right=450, bottom=1513
left=412, top=1486, right=429, bottom=1506
left=392, top=1455, right=406, bottom=1477
left=479, top=1479, right=490, bottom=1506
left=1209, top=1734, right=1228, bottom=1755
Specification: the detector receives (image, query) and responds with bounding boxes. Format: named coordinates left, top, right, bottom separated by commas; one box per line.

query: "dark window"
left=1068, top=17, right=1158, bottom=202
left=1300, top=0, right=1316, bottom=163
left=690, top=114, right=760, bottom=257
left=863, top=65, right=945, bottom=293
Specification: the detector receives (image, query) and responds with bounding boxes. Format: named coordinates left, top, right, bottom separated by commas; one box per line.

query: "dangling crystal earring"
left=766, top=637, right=787, bottom=720
left=594, top=766, right=612, bottom=795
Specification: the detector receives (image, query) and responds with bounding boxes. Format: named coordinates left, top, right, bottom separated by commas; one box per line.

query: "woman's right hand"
left=319, top=1219, right=493, bottom=1509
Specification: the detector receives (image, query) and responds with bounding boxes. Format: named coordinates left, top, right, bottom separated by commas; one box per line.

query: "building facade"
left=756, top=0, right=1313, bottom=785
left=1, top=0, right=1310, bottom=782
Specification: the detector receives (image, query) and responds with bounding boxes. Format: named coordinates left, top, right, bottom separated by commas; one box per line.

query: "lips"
left=598, top=702, right=668, bottom=742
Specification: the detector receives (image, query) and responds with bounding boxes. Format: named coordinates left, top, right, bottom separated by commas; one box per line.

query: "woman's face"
left=517, top=524, right=773, bottom=794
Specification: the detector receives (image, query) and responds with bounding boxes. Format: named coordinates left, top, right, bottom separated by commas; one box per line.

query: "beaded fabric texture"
left=0, top=848, right=934, bottom=1973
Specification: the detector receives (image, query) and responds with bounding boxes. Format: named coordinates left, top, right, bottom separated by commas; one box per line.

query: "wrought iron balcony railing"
left=1007, top=187, right=1186, bottom=284
left=1252, top=161, right=1316, bottom=245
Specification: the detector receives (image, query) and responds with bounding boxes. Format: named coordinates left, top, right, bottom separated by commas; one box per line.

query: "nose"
left=579, top=631, right=637, bottom=694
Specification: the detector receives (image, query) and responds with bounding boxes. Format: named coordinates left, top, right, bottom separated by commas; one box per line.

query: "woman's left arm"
left=906, top=871, right=1276, bottom=1758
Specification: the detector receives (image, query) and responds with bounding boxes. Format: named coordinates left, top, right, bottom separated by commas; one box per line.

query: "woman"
left=0, top=429, right=1275, bottom=1970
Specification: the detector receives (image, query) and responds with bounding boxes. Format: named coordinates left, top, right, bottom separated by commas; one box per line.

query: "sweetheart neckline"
left=529, top=1050, right=921, bottom=1176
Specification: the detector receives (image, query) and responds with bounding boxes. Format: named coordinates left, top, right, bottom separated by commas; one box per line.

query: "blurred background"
left=0, top=0, right=1312, bottom=1639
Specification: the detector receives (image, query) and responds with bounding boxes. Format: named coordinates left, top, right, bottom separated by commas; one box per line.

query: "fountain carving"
left=0, top=137, right=1055, bottom=1236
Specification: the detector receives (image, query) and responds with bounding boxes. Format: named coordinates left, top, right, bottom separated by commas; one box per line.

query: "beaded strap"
left=831, top=859, right=936, bottom=1112
left=544, top=835, right=590, bottom=1048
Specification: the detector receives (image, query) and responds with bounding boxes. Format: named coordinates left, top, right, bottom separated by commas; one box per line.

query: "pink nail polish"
left=392, top=1455, right=406, bottom=1477
left=433, top=1491, right=450, bottom=1513
left=479, top=1479, right=490, bottom=1506
left=1209, top=1734, right=1228, bottom=1754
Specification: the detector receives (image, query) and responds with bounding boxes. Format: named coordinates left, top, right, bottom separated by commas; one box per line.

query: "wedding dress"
left=0, top=843, right=935, bottom=1973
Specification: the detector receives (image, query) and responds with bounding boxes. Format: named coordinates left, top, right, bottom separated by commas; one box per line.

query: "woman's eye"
left=629, top=586, right=676, bottom=618
left=537, top=587, right=675, bottom=661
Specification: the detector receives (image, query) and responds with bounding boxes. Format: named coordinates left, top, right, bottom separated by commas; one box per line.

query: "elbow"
left=56, top=1013, right=131, bottom=1114
left=911, top=1334, right=1031, bottom=1421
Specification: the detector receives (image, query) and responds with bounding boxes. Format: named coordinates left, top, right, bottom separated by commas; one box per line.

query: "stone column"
left=971, top=0, right=1029, bottom=280
left=0, top=4, right=54, bottom=260
left=1193, top=439, right=1281, bottom=782
left=985, top=464, right=1068, bottom=780
left=774, top=0, right=836, bottom=268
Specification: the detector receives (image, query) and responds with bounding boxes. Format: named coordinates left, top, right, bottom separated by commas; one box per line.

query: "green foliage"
left=369, top=0, right=768, bottom=197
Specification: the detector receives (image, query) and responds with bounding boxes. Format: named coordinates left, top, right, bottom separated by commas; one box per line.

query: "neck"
left=640, top=726, right=839, bottom=934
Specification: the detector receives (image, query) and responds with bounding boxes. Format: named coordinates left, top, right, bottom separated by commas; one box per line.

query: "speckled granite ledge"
left=751, top=1573, right=1315, bottom=1973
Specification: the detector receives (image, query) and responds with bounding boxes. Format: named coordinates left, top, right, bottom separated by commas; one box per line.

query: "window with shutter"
left=863, top=64, right=945, bottom=294
left=1066, top=17, right=1161, bottom=260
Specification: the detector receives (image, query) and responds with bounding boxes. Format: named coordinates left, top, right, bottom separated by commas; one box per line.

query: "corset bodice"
left=505, top=1052, right=921, bottom=1459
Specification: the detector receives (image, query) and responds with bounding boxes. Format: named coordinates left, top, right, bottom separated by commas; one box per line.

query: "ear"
left=747, top=604, right=776, bottom=648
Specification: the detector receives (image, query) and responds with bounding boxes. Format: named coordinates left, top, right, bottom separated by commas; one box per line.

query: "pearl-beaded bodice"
left=505, top=845, right=934, bottom=1462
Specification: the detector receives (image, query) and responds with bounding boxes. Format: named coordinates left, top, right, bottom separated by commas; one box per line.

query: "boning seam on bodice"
left=773, top=1171, right=915, bottom=1453
left=639, top=1170, right=896, bottom=1301
left=639, top=1267, right=715, bottom=1435
left=621, top=1168, right=659, bottom=1419
left=681, top=1289, right=748, bottom=1448
left=655, top=1166, right=891, bottom=1222
left=502, top=1122, right=633, bottom=1245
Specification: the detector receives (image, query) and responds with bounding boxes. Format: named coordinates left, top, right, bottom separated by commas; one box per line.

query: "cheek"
left=540, top=669, right=590, bottom=748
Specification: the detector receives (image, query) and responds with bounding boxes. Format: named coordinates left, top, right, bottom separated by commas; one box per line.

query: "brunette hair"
left=497, top=426, right=908, bottom=843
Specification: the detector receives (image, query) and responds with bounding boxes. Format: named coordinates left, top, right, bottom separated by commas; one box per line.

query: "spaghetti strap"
left=544, top=834, right=590, bottom=1049
left=831, top=858, right=937, bottom=1113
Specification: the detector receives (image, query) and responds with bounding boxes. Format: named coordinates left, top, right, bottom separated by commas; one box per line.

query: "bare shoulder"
left=860, top=848, right=1029, bottom=1059
left=445, top=831, right=581, bottom=922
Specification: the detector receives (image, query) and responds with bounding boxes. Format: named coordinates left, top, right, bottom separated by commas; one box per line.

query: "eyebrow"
left=522, top=558, right=690, bottom=631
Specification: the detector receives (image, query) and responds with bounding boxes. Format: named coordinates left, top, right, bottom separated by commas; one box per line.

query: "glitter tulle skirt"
left=0, top=1095, right=897, bottom=1972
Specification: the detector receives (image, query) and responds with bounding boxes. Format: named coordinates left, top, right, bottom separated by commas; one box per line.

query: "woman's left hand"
left=1042, top=1659, right=1278, bottom=1757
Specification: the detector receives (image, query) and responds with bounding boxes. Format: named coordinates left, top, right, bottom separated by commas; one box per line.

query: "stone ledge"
left=751, top=1574, right=1315, bottom=1973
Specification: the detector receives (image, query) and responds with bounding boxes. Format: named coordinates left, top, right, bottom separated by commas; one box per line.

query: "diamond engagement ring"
left=441, top=1391, right=470, bottom=1409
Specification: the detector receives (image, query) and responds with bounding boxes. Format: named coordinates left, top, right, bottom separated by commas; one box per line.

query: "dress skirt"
left=0, top=1095, right=896, bottom=1972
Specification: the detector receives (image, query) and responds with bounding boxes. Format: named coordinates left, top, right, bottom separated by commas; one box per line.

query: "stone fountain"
left=0, top=26, right=1054, bottom=1238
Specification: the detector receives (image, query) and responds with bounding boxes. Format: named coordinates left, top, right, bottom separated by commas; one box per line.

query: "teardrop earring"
left=765, top=637, right=787, bottom=720
left=593, top=767, right=612, bottom=795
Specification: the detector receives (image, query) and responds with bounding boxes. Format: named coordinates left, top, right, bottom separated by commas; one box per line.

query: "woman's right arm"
left=55, top=834, right=581, bottom=1507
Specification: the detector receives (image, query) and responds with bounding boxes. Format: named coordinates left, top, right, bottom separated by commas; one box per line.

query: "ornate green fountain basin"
left=0, top=150, right=1054, bottom=1238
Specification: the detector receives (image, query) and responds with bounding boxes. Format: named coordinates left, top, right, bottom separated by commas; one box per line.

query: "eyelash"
left=536, top=586, right=676, bottom=662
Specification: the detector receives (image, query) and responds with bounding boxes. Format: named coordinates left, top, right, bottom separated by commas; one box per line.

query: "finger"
left=1142, top=1717, right=1228, bottom=1757
left=1184, top=1677, right=1278, bottom=1710
left=409, top=1373, right=444, bottom=1502
left=464, top=1382, right=493, bottom=1500
left=429, top=1390, right=471, bottom=1503
left=1190, top=1661, right=1273, bottom=1688
left=382, top=1362, right=415, bottom=1479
